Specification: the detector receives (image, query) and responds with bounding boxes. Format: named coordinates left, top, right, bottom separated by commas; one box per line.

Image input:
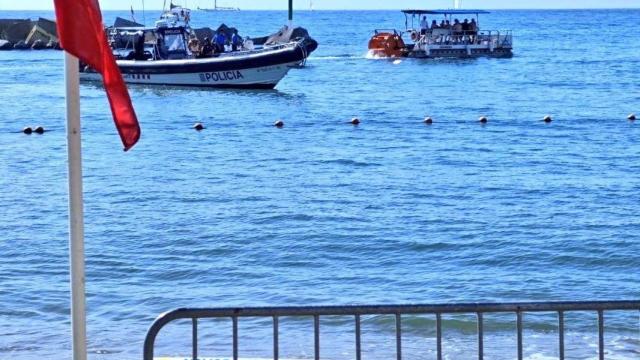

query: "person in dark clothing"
left=133, top=31, right=147, bottom=60
left=231, top=30, right=242, bottom=51
left=200, top=37, right=213, bottom=58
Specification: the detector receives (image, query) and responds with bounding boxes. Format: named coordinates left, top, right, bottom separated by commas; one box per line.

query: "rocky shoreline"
left=0, top=18, right=60, bottom=50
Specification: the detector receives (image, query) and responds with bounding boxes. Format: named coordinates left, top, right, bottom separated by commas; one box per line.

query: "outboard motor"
left=368, top=30, right=406, bottom=58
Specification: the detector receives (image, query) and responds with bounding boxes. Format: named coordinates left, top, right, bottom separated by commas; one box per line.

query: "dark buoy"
left=478, top=116, right=488, bottom=124
left=350, top=117, right=360, bottom=125
left=193, top=122, right=205, bottom=131
left=23, top=127, right=33, bottom=135
left=274, top=120, right=284, bottom=128
left=34, top=126, right=45, bottom=134
left=628, top=113, right=636, bottom=121
left=543, top=115, right=553, bottom=123
left=424, top=116, right=433, bottom=125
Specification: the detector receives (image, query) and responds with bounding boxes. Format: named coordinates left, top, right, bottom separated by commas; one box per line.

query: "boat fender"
left=22, top=127, right=33, bottom=135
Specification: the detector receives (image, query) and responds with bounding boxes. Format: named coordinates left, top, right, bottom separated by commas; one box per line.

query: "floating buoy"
left=193, top=122, right=205, bottom=131
left=274, top=120, right=284, bottom=128
left=350, top=117, right=360, bottom=125
left=628, top=113, right=636, bottom=121
left=543, top=115, right=553, bottom=123
left=23, top=127, right=33, bottom=135
left=424, top=116, right=433, bottom=125
left=34, top=126, right=45, bottom=134
left=478, top=116, right=488, bottom=124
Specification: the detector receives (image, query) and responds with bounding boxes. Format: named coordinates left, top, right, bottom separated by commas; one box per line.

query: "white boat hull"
left=80, top=61, right=299, bottom=89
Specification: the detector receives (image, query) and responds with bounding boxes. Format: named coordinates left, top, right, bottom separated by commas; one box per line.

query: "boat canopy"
left=401, top=9, right=490, bottom=15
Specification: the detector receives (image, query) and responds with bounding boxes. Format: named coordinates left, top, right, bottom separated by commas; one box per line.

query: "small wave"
left=310, top=54, right=364, bottom=61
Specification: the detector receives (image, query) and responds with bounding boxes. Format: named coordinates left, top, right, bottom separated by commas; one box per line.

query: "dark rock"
left=31, top=39, right=46, bottom=50
left=13, top=40, right=28, bottom=49
left=0, top=39, right=13, bottom=50
left=46, top=40, right=60, bottom=49
left=113, top=17, right=143, bottom=28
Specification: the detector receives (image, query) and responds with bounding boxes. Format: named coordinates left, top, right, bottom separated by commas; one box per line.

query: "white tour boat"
left=368, top=9, right=513, bottom=59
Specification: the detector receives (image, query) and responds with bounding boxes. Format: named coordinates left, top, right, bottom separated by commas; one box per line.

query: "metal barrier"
left=143, top=300, right=640, bottom=360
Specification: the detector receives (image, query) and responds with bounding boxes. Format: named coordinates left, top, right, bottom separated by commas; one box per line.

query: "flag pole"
left=65, top=51, right=88, bottom=360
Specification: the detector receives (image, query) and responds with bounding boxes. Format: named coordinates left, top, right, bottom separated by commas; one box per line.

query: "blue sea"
left=0, top=8, right=639, bottom=360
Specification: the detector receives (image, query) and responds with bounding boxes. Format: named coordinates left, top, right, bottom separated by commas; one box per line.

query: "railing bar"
left=558, top=311, right=565, bottom=360
left=273, top=316, right=279, bottom=360
left=436, top=313, right=442, bottom=360
left=192, top=318, right=197, bottom=360
left=477, top=312, right=483, bottom=360
left=232, top=316, right=238, bottom=360
left=396, top=313, right=402, bottom=360
left=314, top=314, right=320, bottom=360
left=517, top=311, right=523, bottom=360
left=598, top=310, right=604, bottom=360
left=355, top=315, right=362, bottom=360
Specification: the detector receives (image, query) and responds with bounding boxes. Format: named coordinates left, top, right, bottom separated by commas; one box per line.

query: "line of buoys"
left=424, top=116, right=433, bottom=125
left=629, top=113, right=637, bottom=121
left=22, top=126, right=46, bottom=134
left=274, top=119, right=284, bottom=128
left=543, top=115, right=553, bottom=123
left=350, top=117, right=360, bottom=126
left=478, top=116, right=488, bottom=124
left=193, top=122, right=205, bottom=131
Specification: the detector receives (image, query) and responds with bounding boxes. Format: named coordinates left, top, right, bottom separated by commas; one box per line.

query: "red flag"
left=54, top=0, right=141, bottom=151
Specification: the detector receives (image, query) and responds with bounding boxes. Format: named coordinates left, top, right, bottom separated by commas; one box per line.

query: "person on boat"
left=199, top=37, right=213, bottom=58
left=431, top=20, right=439, bottom=29
left=469, top=19, right=478, bottom=43
left=452, top=19, right=463, bottom=43
left=420, top=16, right=429, bottom=35
left=440, top=20, right=446, bottom=28
left=188, top=37, right=200, bottom=56
left=156, top=37, right=168, bottom=59
left=462, top=19, right=471, bottom=43
left=231, top=30, right=242, bottom=52
left=214, top=30, right=227, bottom=53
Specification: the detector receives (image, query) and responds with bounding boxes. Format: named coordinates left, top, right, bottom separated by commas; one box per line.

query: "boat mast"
left=288, top=0, right=293, bottom=26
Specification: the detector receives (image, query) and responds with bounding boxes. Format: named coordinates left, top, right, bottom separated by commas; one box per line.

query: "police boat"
left=80, top=7, right=317, bottom=89
left=368, top=9, right=513, bottom=59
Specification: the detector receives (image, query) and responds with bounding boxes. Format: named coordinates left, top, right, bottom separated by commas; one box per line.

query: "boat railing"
left=374, top=29, right=401, bottom=36
left=414, top=28, right=512, bottom=47
left=143, top=300, right=640, bottom=360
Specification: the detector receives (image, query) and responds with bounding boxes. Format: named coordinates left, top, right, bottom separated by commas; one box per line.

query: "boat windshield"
left=165, top=32, right=186, bottom=51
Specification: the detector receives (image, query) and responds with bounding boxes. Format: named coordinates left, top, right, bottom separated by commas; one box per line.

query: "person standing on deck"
left=231, top=30, right=242, bottom=51
left=215, top=29, right=227, bottom=53
left=420, top=16, right=429, bottom=35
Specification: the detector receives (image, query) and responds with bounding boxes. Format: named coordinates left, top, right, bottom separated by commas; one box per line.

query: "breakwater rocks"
left=0, top=18, right=61, bottom=50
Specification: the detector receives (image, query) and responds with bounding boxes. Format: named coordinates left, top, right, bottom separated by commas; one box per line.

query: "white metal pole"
left=65, top=51, right=88, bottom=360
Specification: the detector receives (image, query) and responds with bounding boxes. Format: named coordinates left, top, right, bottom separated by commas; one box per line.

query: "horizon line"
left=1, top=7, right=639, bottom=11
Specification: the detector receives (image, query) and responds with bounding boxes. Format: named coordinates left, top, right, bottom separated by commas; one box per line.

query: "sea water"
left=0, top=9, right=639, bottom=360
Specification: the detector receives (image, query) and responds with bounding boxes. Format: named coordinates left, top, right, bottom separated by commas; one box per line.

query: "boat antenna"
left=288, top=0, right=293, bottom=26
left=142, top=0, right=146, bottom=26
